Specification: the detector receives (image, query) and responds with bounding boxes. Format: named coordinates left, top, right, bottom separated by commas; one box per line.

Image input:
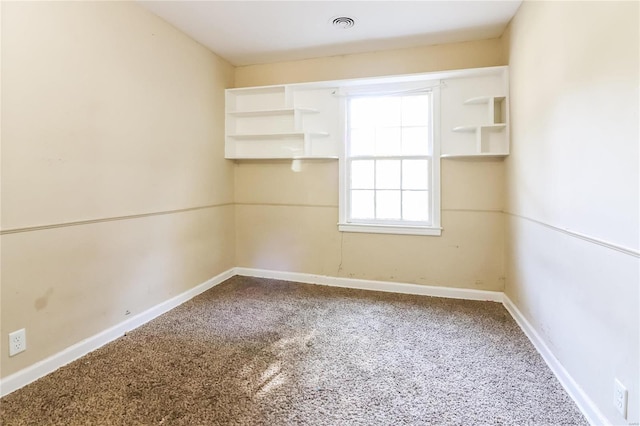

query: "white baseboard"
left=502, top=295, right=609, bottom=426
left=233, top=267, right=503, bottom=302
left=0, top=268, right=235, bottom=397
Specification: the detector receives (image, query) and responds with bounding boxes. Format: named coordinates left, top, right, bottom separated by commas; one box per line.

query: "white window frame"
left=338, top=81, right=441, bottom=236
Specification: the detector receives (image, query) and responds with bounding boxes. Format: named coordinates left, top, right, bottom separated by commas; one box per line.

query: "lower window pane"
left=402, top=191, right=429, bottom=221
left=351, top=190, right=375, bottom=219
left=376, top=190, right=401, bottom=219
left=376, top=160, right=401, bottom=189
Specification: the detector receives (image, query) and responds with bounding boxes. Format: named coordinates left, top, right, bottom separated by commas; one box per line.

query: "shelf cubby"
left=447, top=94, right=509, bottom=158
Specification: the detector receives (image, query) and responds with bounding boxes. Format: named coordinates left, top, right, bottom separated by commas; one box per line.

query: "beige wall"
left=236, top=38, right=505, bottom=87
left=505, top=1, right=639, bottom=424
left=1, top=2, right=235, bottom=377
left=234, top=39, right=508, bottom=291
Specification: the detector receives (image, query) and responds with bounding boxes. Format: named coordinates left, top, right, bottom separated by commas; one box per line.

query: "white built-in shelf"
left=452, top=123, right=506, bottom=133
left=463, top=96, right=506, bottom=105
left=227, top=131, right=329, bottom=140
left=441, top=153, right=508, bottom=159
left=226, top=107, right=319, bottom=117
left=449, top=94, right=509, bottom=157
left=225, top=84, right=339, bottom=159
left=227, top=155, right=339, bottom=160
left=451, top=125, right=476, bottom=133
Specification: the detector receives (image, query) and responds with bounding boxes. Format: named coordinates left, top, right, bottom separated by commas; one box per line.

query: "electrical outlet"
left=9, top=329, right=26, bottom=357
left=614, top=378, right=628, bottom=419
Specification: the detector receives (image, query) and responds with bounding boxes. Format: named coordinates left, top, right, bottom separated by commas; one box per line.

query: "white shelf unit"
left=226, top=107, right=319, bottom=117
left=440, top=69, right=509, bottom=158
left=225, top=85, right=339, bottom=159
left=451, top=96, right=508, bottom=157
left=440, top=153, right=508, bottom=159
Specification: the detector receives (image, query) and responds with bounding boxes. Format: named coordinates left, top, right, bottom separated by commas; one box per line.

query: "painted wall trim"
left=0, top=268, right=236, bottom=397
left=503, top=295, right=610, bottom=426
left=235, top=203, right=501, bottom=214
left=442, top=208, right=503, bottom=213
left=506, top=212, right=639, bottom=258
left=235, top=202, right=338, bottom=208
left=233, top=267, right=503, bottom=302
left=0, top=203, right=234, bottom=235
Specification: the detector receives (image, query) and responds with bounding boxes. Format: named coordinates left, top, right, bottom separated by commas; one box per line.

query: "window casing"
left=338, top=83, right=441, bottom=236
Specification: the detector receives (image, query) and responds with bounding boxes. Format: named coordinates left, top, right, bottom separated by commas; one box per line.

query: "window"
left=339, top=84, right=441, bottom=235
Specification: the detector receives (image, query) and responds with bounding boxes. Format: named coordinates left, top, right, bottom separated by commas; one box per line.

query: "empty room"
left=1, top=1, right=638, bottom=425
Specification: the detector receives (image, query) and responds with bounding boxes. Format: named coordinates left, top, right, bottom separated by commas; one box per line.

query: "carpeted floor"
left=1, top=276, right=587, bottom=425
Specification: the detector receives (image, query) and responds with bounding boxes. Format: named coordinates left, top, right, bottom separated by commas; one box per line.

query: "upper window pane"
left=375, top=127, right=402, bottom=156
left=350, top=128, right=374, bottom=156
left=402, top=127, right=429, bottom=156
left=401, top=95, right=430, bottom=126
left=350, top=96, right=401, bottom=128
left=349, top=98, right=377, bottom=129
left=375, top=97, right=401, bottom=127
left=351, top=160, right=375, bottom=189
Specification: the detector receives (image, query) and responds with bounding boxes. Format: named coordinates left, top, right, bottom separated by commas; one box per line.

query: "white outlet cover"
left=9, top=329, right=26, bottom=357
left=614, top=378, right=628, bottom=419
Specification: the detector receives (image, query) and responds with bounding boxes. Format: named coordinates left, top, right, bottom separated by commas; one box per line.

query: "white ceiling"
left=138, top=1, right=522, bottom=66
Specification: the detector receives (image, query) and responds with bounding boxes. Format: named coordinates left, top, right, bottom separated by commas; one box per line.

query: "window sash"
left=346, top=156, right=433, bottom=226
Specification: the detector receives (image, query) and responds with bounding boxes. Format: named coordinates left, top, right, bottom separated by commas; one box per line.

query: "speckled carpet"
left=1, top=276, right=587, bottom=425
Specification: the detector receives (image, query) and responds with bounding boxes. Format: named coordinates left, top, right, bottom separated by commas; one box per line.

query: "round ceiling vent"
left=331, top=16, right=355, bottom=29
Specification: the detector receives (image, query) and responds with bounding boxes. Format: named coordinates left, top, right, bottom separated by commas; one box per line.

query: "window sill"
left=338, top=223, right=442, bottom=236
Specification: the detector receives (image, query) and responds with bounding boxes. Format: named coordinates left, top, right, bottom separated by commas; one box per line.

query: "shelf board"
left=226, top=155, right=339, bottom=160
left=226, top=107, right=319, bottom=117
left=227, top=131, right=329, bottom=140
left=228, top=85, right=286, bottom=95
left=463, top=96, right=506, bottom=105
left=441, top=153, right=509, bottom=159
left=452, top=123, right=506, bottom=133
left=452, top=125, right=477, bottom=133
left=481, top=123, right=507, bottom=130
